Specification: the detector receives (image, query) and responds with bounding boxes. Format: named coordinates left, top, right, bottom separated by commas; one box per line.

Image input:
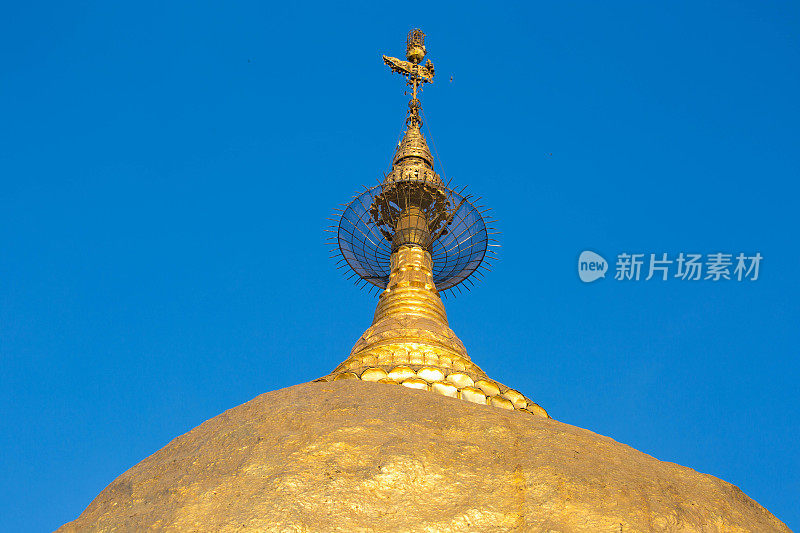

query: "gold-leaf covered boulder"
left=58, top=381, right=789, bottom=532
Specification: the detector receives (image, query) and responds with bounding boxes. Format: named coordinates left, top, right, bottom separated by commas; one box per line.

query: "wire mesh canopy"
left=336, top=183, right=489, bottom=292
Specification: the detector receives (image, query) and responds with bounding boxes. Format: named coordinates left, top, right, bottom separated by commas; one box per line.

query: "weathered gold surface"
left=58, top=380, right=790, bottom=532
left=322, top=245, right=548, bottom=417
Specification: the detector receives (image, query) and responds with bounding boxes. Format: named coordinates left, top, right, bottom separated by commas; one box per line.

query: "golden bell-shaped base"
left=319, top=245, right=548, bottom=417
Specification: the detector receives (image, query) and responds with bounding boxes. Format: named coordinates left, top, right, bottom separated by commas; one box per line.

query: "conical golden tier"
left=319, top=245, right=548, bottom=417
left=383, top=123, right=444, bottom=189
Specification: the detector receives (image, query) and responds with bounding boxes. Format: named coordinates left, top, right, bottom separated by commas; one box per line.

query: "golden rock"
left=58, top=30, right=789, bottom=532
left=58, top=380, right=789, bottom=532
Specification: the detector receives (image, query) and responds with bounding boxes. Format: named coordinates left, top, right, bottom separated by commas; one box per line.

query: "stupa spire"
left=322, top=30, right=547, bottom=417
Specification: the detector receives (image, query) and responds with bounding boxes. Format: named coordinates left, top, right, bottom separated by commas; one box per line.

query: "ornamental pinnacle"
left=322, top=29, right=548, bottom=417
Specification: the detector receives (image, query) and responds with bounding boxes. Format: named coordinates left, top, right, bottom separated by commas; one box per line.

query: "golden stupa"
left=59, top=31, right=789, bottom=533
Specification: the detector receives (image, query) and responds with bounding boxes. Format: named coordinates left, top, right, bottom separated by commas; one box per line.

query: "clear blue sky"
left=1, top=1, right=798, bottom=531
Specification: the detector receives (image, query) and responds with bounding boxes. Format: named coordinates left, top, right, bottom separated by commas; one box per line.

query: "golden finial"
left=382, top=28, right=435, bottom=127
left=406, top=28, right=427, bottom=64
left=332, top=28, right=496, bottom=297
